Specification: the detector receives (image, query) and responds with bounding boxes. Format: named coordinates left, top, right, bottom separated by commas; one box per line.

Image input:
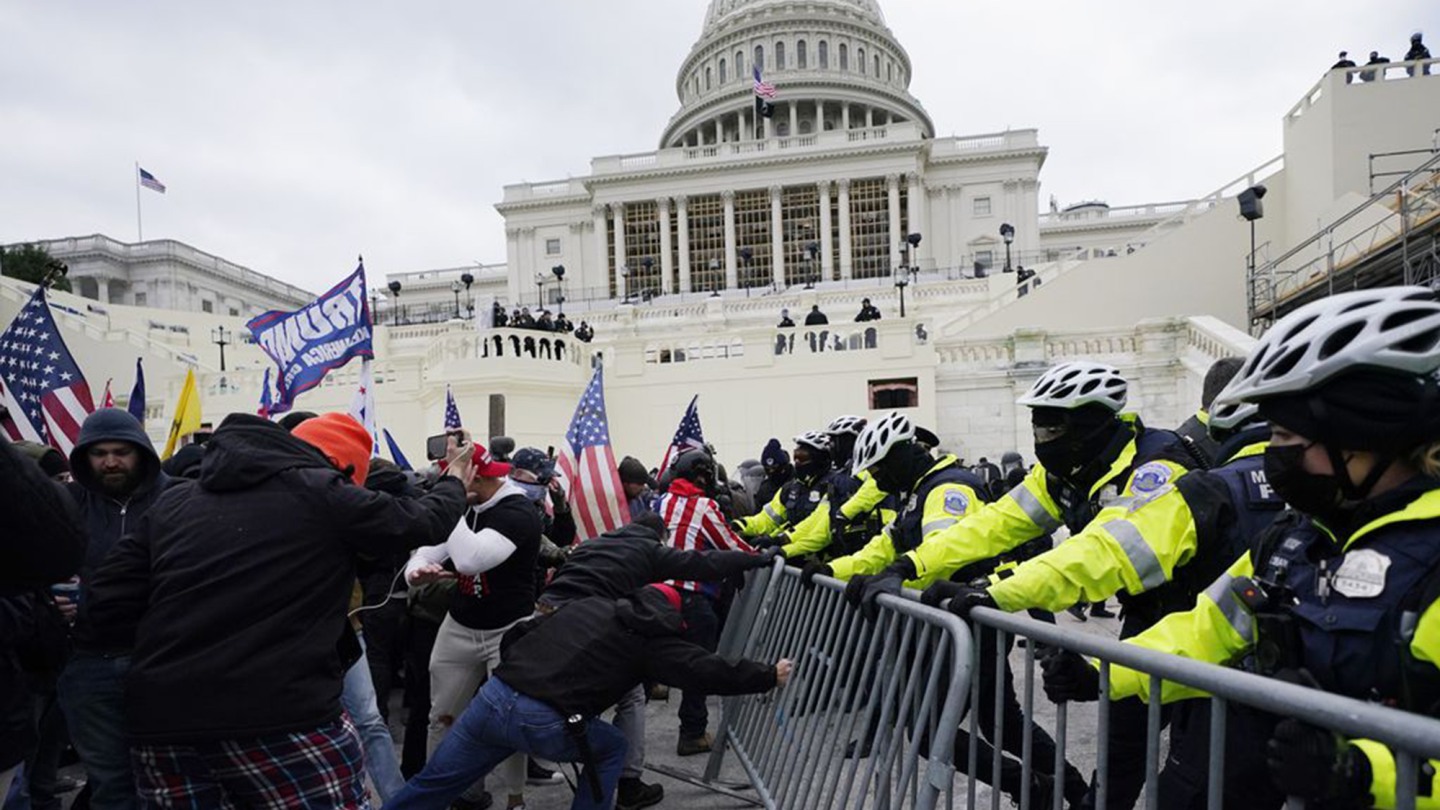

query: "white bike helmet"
left=1016, top=361, right=1128, bottom=412
left=1215, top=286, right=1440, bottom=406
left=1206, top=399, right=1261, bottom=435
left=826, top=415, right=867, bottom=437
left=793, top=430, right=831, bottom=454
left=852, top=412, right=916, bottom=473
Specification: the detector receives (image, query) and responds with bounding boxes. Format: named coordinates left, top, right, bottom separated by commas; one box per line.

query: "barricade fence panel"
left=705, top=558, right=975, bottom=810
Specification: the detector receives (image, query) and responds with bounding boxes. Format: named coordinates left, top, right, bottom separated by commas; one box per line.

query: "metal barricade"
left=963, top=606, right=1440, bottom=810
left=703, top=559, right=975, bottom=810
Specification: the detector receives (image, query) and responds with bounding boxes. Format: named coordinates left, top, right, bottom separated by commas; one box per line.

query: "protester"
left=387, top=584, right=790, bottom=810
left=804, top=304, right=828, bottom=325
left=777, top=308, right=795, bottom=328
left=755, top=438, right=792, bottom=507
left=1361, top=49, right=1391, bottom=81
left=0, top=440, right=83, bottom=597
left=555, top=312, right=573, bottom=333
left=618, top=455, right=658, bottom=518
left=81, top=412, right=470, bottom=809
left=1331, top=50, right=1357, bottom=82
left=1407, top=31, right=1432, bottom=76
left=405, top=443, right=542, bottom=810
left=575, top=321, right=594, bottom=343
left=56, top=408, right=171, bottom=810
left=492, top=302, right=508, bottom=328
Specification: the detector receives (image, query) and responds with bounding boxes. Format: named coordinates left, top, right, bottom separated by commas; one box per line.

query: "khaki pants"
left=427, top=614, right=526, bottom=797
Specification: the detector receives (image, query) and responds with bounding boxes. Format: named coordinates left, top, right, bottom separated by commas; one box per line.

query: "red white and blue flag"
left=0, top=287, right=95, bottom=454
left=444, top=385, right=462, bottom=430
left=753, top=65, right=777, bottom=99
left=658, top=394, right=706, bottom=474
left=348, top=358, right=380, bottom=457
left=138, top=167, right=166, bottom=193
left=556, top=366, right=631, bottom=541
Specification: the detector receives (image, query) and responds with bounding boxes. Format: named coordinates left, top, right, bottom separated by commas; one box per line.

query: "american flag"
left=0, top=287, right=95, bottom=454
left=138, top=167, right=166, bottom=193
left=556, top=366, right=631, bottom=542
left=444, top=385, right=462, bottom=430
left=753, top=65, right=777, bottom=99
left=658, top=395, right=706, bottom=474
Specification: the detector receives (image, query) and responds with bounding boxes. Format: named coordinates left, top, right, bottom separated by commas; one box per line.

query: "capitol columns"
left=676, top=195, right=692, bottom=294
left=591, top=205, right=608, bottom=297
left=611, top=203, right=628, bottom=300
left=837, top=178, right=853, bottom=280
left=722, top=190, right=738, bottom=290
left=817, top=181, right=833, bottom=281
left=887, top=174, right=903, bottom=270
left=505, top=226, right=523, bottom=305
left=657, top=197, right=674, bottom=295
left=769, top=185, right=786, bottom=288
left=906, top=172, right=926, bottom=267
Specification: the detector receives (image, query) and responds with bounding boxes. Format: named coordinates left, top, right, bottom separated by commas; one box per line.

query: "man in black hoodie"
left=83, top=412, right=470, bottom=809
left=55, top=408, right=169, bottom=810
left=388, top=584, right=790, bottom=810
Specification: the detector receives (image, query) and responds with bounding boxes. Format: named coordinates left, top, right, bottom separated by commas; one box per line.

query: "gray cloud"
left=0, top=1, right=1429, bottom=291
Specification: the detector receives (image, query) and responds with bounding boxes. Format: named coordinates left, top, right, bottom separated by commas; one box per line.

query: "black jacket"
left=540, top=523, right=762, bottom=607
left=496, top=588, right=776, bottom=717
left=0, top=440, right=84, bottom=596
left=84, top=414, right=469, bottom=743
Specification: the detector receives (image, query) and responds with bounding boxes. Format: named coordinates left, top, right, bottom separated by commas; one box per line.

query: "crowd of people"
left=491, top=303, right=592, bottom=343
left=4, top=284, right=1440, bottom=810
left=1331, top=30, right=1431, bottom=82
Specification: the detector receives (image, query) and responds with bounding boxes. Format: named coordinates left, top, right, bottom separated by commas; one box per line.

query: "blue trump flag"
left=246, top=263, right=373, bottom=410
left=383, top=428, right=413, bottom=471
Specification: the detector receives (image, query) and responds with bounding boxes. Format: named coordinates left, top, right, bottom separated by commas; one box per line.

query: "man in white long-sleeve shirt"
left=405, top=442, right=541, bottom=810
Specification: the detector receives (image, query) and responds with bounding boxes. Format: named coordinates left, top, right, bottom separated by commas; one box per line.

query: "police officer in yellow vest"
left=1042, top=287, right=1440, bottom=809
left=777, top=415, right=893, bottom=562
left=733, top=431, right=830, bottom=543
left=848, top=360, right=1199, bottom=809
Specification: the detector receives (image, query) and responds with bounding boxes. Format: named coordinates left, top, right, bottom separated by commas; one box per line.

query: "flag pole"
left=134, top=161, right=143, bottom=242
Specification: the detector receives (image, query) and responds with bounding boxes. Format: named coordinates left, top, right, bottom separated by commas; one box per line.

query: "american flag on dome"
left=753, top=65, right=777, bottom=99
left=658, top=394, right=706, bottom=474
left=0, top=287, right=95, bottom=454
left=444, top=385, right=462, bottom=430
left=556, top=366, right=631, bottom=542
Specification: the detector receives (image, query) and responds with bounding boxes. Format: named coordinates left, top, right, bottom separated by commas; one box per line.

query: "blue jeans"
left=57, top=653, right=136, bottom=810
left=341, top=648, right=406, bottom=802
left=387, top=678, right=626, bottom=810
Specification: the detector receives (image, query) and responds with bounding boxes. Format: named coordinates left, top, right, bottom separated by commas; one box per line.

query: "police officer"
left=849, top=360, right=1198, bottom=809
left=780, top=415, right=892, bottom=562
left=733, top=432, right=830, bottom=544
left=1044, top=286, right=1440, bottom=808
left=934, top=381, right=1282, bottom=808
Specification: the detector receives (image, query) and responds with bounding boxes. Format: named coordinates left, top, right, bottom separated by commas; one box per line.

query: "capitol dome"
left=661, top=0, right=933, bottom=148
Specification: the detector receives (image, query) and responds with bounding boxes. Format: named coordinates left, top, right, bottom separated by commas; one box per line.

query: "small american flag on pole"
left=556, top=366, right=631, bottom=541
left=138, top=167, right=166, bottom=194
left=444, top=385, right=462, bottom=430
left=753, top=65, right=777, bottom=100
left=658, top=395, right=706, bottom=474
left=0, top=287, right=95, bottom=454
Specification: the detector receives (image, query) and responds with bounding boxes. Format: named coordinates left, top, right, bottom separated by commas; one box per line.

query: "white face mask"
left=514, top=480, right=548, bottom=502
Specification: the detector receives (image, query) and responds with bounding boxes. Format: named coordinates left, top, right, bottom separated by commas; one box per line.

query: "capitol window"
left=719, top=58, right=727, bottom=84
left=201, top=300, right=213, bottom=314
left=754, top=45, right=764, bottom=71
left=797, top=40, right=807, bottom=69
left=857, top=47, right=865, bottom=74
left=736, top=51, right=744, bottom=80
left=819, top=41, right=828, bottom=69
left=974, top=196, right=992, bottom=216
left=874, top=55, right=881, bottom=77
left=546, top=238, right=561, bottom=255
left=776, top=41, right=786, bottom=69
left=706, top=65, right=712, bottom=90
left=839, top=43, right=848, bottom=71
left=134, top=292, right=147, bottom=307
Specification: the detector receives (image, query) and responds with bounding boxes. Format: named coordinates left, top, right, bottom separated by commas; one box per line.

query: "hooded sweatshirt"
left=494, top=587, right=776, bottom=718
left=82, top=414, right=468, bottom=743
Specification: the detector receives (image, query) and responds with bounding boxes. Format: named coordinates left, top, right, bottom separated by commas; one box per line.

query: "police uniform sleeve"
left=903, top=464, right=1061, bottom=583
left=735, top=488, right=787, bottom=537
left=831, top=481, right=983, bottom=585
left=828, top=528, right=897, bottom=581
left=839, top=473, right=887, bottom=521
left=986, top=481, right=1197, bottom=612
left=1347, top=596, right=1440, bottom=809
left=1104, top=552, right=1258, bottom=704
left=780, top=497, right=832, bottom=558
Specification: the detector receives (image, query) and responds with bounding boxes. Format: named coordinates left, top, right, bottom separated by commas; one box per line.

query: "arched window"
left=775, top=41, right=786, bottom=69
left=736, top=51, right=744, bottom=81
left=819, top=40, right=829, bottom=69
left=839, top=43, right=848, bottom=70
left=754, top=45, right=764, bottom=71
left=797, top=40, right=807, bottom=69
left=705, top=65, right=712, bottom=90
left=719, top=58, right=727, bottom=84
left=886, top=61, right=892, bottom=81
left=857, top=47, right=865, bottom=74
left=874, top=55, right=881, bottom=77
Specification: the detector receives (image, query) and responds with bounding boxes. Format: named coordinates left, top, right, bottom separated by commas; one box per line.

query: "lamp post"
left=1238, top=184, right=1267, bottom=290
left=895, top=233, right=922, bottom=317
left=804, top=242, right=819, bottom=289
left=534, top=272, right=549, bottom=308
left=739, top=248, right=753, bottom=295
left=210, top=326, right=231, bottom=372
left=641, top=257, right=654, bottom=302
left=387, top=280, right=403, bottom=325
left=551, top=265, right=565, bottom=313
left=450, top=280, right=462, bottom=319
left=999, top=223, right=1015, bottom=272
left=461, top=271, right=475, bottom=318
left=707, top=258, right=721, bottom=297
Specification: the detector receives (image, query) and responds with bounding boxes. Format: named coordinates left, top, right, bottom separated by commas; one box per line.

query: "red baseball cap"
left=648, top=583, right=683, bottom=614
left=472, top=443, right=512, bottom=478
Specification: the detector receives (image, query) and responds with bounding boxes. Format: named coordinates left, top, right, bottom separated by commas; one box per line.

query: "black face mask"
left=1263, top=444, right=1347, bottom=525
left=1033, top=421, right=1117, bottom=482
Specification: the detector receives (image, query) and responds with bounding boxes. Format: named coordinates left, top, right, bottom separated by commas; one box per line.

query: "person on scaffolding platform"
left=847, top=361, right=1200, bottom=810
left=1043, top=287, right=1440, bottom=810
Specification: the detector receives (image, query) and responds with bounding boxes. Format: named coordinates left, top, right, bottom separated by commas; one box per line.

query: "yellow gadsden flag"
left=161, top=369, right=202, bottom=460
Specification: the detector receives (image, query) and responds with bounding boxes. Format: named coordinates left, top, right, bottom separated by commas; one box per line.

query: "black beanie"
left=1258, top=369, right=1440, bottom=453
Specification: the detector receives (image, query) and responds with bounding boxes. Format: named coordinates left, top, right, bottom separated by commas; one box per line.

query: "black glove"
left=1265, top=719, right=1371, bottom=805
left=752, top=535, right=783, bottom=550
left=1040, top=650, right=1101, bottom=703
left=748, top=547, right=783, bottom=568
left=847, top=563, right=912, bottom=619
left=944, top=584, right=996, bottom=621
left=920, top=579, right=967, bottom=609
left=800, top=561, right=832, bottom=589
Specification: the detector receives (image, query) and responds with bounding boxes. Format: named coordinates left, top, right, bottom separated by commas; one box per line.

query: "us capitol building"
left=5, top=0, right=1438, bottom=466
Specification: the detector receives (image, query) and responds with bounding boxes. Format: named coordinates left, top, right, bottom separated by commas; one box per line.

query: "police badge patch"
left=944, top=490, right=969, bottom=515
left=1331, top=549, right=1391, bottom=599
left=1129, top=462, right=1173, bottom=494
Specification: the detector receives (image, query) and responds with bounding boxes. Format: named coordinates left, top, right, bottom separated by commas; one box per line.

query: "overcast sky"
left=0, top=1, right=1430, bottom=292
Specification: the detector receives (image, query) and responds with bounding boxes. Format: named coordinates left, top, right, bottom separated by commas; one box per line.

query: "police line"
left=700, top=557, right=975, bottom=810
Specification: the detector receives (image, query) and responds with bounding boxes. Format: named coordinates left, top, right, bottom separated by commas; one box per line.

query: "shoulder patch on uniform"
left=1126, top=484, right=1173, bottom=513
left=1129, top=462, right=1173, bottom=495
left=943, top=490, right=970, bottom=515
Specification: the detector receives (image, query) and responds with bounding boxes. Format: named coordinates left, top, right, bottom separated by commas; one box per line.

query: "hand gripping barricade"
left=699, top=557, right=975, bottom=810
